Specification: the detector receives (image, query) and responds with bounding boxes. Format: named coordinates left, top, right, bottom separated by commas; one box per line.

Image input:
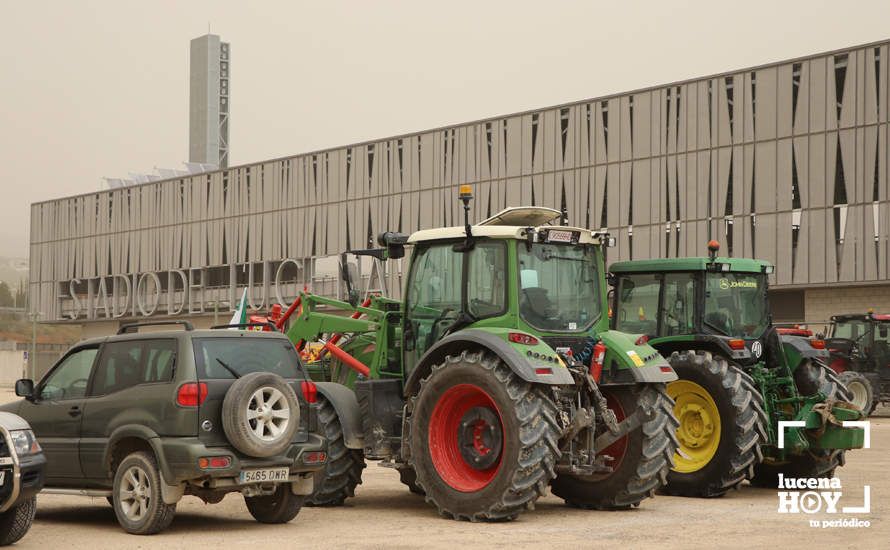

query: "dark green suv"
left=0, top=321, right=332, bottom=535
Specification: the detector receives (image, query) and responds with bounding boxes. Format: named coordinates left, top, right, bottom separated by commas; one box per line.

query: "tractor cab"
left=827, top=313, right=890, bottom=372
left=402, top=203, right=609, bottom=364
left=826, top=312, right=890, bottom=414
left=609, top=241, right=775, bottom=366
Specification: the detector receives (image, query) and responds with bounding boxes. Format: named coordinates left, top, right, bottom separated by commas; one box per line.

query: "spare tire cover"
left=221, top=372, right=300, bottom=458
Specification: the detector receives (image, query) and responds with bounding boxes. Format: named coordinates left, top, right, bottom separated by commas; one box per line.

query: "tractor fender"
left=404, top=328, right=574, bottom=397
left=314, top=382, right=364, bottom=450
left=781, top=334, right=829, bottom=365
left=596, top=330, right=677, bottom=385
left=648, top=335, right=753, bottom=365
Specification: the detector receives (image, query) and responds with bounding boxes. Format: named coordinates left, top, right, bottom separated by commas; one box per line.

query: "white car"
left=0, top=411, right=45, bottom=546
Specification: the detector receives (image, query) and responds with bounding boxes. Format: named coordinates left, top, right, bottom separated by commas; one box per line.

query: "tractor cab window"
left=405, top=240, right=508, bottom=357
left=661, top=272, right=696, bottom=336
left=703, top=273, right=769, bottom=339
left=406, top=243, right=464, bottom=355
left=467, top=242, right=507, bottom=318
left=517, top=243, right=600, bottom=332
left=831, top=320, right=870, bottom=341
left=614, top=274, right=660, bottom=336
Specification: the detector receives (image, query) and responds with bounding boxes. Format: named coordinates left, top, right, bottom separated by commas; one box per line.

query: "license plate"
left=239, top=467, right=290, bottom=484
left=547, top=230, right=575, bottom=243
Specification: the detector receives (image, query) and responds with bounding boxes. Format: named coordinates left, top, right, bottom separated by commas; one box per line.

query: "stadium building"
left=29, top=39, right=890, bottom=338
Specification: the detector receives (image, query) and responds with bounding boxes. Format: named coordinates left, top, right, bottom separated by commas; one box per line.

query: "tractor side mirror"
left=377, top=232, right=408, bottom=260
left=339, top=256, right=361, bottom=307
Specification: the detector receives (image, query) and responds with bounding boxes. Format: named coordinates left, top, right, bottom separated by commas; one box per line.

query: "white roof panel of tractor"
left=407, top=207, right=599, bottom=245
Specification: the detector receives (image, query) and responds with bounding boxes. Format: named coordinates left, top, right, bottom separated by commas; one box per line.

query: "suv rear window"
left=193, top=337, right=304, bottom=380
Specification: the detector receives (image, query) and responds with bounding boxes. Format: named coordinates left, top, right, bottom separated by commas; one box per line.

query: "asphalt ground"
left=2, top=388, right=887, bottom=549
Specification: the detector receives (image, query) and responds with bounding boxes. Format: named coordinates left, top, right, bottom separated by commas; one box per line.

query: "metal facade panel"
left=794, top=61, right=810, bottom=135
left=696, top=151, right=710, bottom=220
left=809, top=57, right=827, bottom=132
left=634, top=93, right=652, bottom=158
left=777, top=64, right=794, bottom=138
left=697, top=81, right=711, bottom=150
left=839, top=52, right=857, bottom=129
left=810, top=133, right=828, bottom=208
left=755, top=67, right=778, bottom=141
left=685, top=84, right=697, bottom=151
left=620, top=97, right=632, bottom=161
left=755, top=142, right=777, bottom=213
left=776, top=211, right=792, bottom=285
left=756, top=213, right=777, bottom=270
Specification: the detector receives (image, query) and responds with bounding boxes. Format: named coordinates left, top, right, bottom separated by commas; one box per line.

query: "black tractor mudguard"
left=403, top=328, right=574, bottom=398
left=314, top=382, right=364, bottom=450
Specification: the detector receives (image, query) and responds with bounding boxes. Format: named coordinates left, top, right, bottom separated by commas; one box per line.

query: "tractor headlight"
left=9, top=429, right=41, bottom=457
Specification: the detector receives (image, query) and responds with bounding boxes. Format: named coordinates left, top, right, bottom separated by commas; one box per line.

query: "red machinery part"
left=275, top=293, right=304, bottom=330
left=323, top=341, right=371, bottom=378
left=322, top=297, right=374, bottom=356
left=589, top=342, right=606, bottom=382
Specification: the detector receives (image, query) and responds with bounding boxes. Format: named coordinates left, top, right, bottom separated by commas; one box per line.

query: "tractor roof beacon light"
left=707, top=240, right=720, bottom=262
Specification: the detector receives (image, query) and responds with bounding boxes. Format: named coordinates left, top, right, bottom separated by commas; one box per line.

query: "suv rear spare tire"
left=222, top=372, right=300, bottom=458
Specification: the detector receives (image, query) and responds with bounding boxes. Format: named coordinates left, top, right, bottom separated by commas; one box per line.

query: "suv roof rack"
left=117, top=320, right=195, bottom=334
left=210, top=322, right=280, bottom=332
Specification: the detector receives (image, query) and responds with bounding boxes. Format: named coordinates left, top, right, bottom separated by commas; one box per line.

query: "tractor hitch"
left=594, top=408, right=654, bottom=453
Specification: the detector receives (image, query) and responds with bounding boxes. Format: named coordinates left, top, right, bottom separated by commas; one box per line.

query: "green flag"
left=229, top=289, right=248, bottom=327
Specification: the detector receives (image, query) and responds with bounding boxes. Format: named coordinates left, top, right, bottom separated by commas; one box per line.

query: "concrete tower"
left=189, top=34, right=230, bottom=168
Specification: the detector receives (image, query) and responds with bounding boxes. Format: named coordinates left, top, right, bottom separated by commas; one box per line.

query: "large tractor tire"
left=407, top=350, right=561, bottom=521
left=549, top=384, right=678, bottom=509
left=838, top=371, right=876, bottom=415
left=306, top=395, right=366, bottom=506
left=662, top=351, right=767, bottom=497
left=751, top=362, right=852, bottom=487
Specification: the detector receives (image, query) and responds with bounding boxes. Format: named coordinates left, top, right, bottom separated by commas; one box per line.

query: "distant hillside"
left=0, top=312, right=81, bottom=346
left=0, top=257, right=28, bottom=289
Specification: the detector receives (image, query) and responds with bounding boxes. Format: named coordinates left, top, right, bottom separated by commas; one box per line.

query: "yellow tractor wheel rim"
left=667, top=380, right=722, bottom=474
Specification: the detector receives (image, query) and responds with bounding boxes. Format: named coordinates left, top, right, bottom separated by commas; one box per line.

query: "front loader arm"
left=284, top=292, right=382, bottom=344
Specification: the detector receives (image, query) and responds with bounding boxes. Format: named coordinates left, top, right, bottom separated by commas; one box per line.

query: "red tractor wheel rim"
left=428, top=384, right=504, bottom=492
left=593, top=391, right=628, bottom=480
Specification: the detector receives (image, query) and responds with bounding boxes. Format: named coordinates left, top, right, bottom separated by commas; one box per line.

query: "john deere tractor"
left=276, top=188, right=679, bottom=521
left=609, top=242, right=865, bottom=497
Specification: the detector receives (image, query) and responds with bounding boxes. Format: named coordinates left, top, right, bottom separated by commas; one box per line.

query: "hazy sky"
left=2, top=0, right=890, bottom=258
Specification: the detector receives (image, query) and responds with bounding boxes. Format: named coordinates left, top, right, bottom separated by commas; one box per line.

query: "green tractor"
left=277, top=189, right=679, bottom=521
left=608, top=242, right=865, bottom=497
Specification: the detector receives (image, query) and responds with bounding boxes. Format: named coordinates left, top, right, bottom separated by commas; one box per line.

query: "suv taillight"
left=301, top=380, right=318, bottom=404
left=177, top=382, right=208, bottom=407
